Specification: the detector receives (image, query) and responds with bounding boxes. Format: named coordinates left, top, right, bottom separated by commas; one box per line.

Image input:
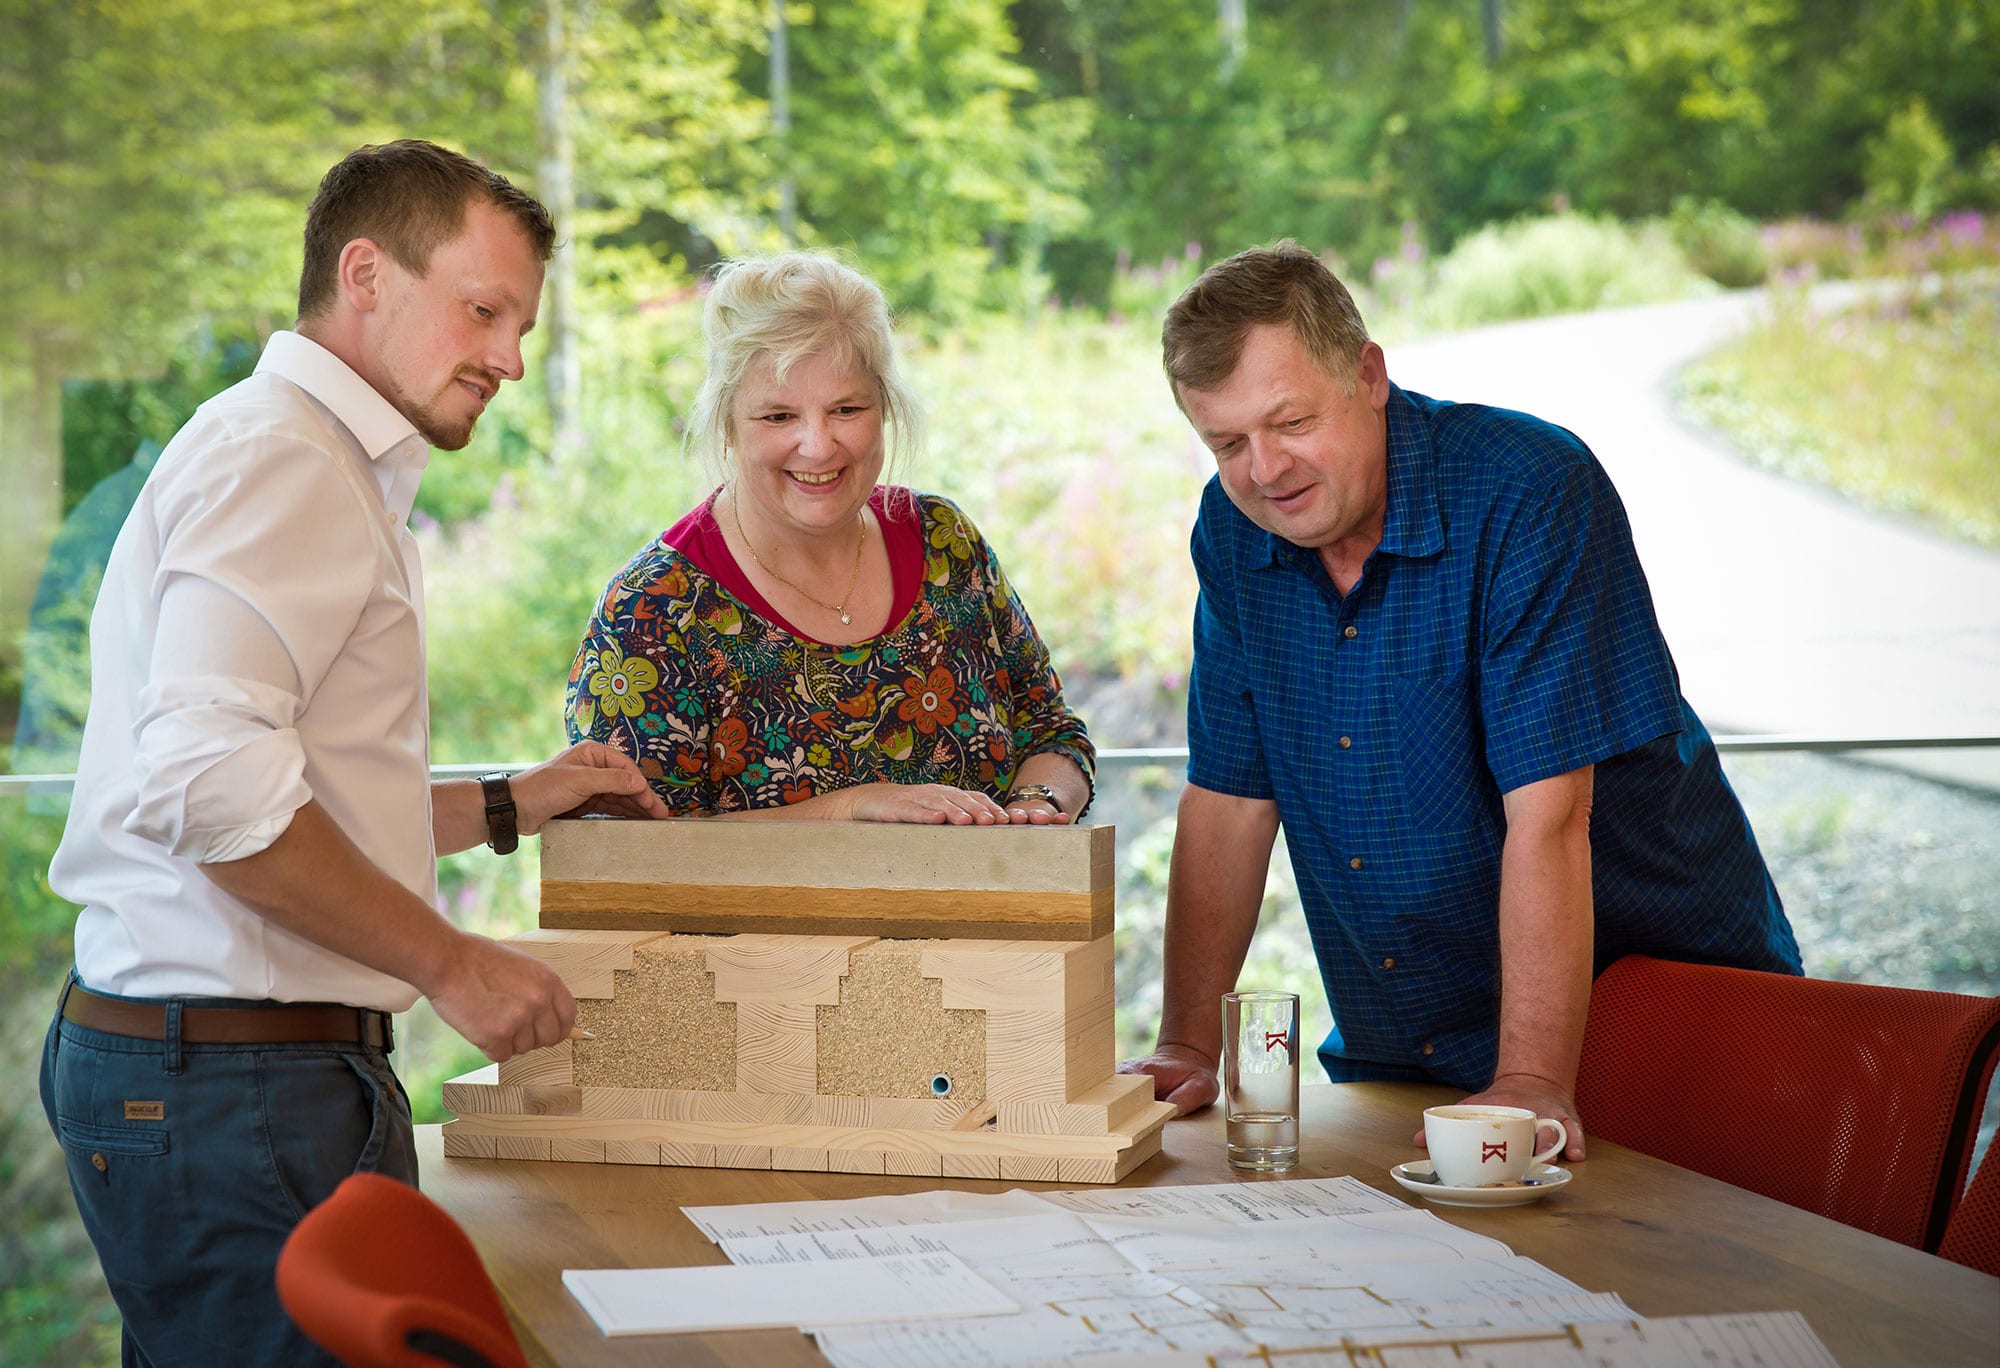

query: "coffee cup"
left=1422, top=1104, right=1567, bottom=1187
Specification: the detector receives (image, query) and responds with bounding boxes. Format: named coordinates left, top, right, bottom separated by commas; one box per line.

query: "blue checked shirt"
left=1187, top=385, right=1801, bottom=1091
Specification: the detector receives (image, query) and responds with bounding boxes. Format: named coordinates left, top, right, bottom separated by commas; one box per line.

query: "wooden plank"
left=495, top=1136, right=552, bottom=1161
left=440, top=1121, right=497, bottom=1159
left=997, top=1073, right=1158, bottom=1137
left=999, top=1155, right=1060, bottom=1181
left=827, top=1149, right=888, bottom=1175
left=604, top=1141, right=662, bottom=1166
left=551, top=1139, right=606, bottom=1164
left=540, top=882, right=1111, bottom=941
left=497, top=1040, right=572, bottom=1087
left=542, top=820, right=1112, bottom=895
left=772, top=1147, right=830, bottom=1172
left=659, top=1142, right=715, bottom=1167
left=503, top=929, right=669, bottom=998
left=884, top=1151, right=942, bottom=1177
left=1056, top=1154, right=1118, bottom=1183
left=439, top=1112, right=1142, bottom=1161
left=706, top=935, right=874, bottom=1004
left=712, top=1145, right=771, bottom=1169
left=941, top=1153, right=1000, bottom=1179
left=735, top=1001, right=816, bottom=1094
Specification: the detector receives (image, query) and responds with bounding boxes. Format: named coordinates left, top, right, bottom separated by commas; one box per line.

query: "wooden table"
left=418, top=1082, right=2000, bottom=1367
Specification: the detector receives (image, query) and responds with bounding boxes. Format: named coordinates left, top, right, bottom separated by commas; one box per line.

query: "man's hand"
left=512, top=740, right=671, bottom=833
left=424, top=932, right=578, bottom=1063
left=1416, top=1071, right=1586, bottom=1162
left=1119, top=1043, right=1220, bottom=1116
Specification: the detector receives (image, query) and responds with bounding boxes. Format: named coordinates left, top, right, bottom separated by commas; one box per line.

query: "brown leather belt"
left=62, top=984, right=394, bottom=1050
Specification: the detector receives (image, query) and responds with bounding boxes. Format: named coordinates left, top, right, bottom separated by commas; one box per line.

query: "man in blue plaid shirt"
left=1121, top=242, right=1801, bottom=1162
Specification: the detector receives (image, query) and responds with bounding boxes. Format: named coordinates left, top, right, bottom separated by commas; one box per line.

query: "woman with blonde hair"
left=565, top=253, right=1092, bottom=823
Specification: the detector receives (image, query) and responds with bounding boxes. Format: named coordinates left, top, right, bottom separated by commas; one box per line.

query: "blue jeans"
left=39, top=973, right=418, bottom=1367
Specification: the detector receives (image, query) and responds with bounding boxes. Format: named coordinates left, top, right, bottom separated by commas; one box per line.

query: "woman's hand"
left=837, top=782, right=1011, bottom=825
left=1001, top=796, right=1072, bottom=825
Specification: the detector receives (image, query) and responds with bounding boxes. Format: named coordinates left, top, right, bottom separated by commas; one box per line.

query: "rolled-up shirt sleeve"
left=122, top=431, right=378, bottom=862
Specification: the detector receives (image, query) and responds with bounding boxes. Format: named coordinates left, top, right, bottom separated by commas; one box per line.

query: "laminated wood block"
left=828, top=1150, right=887, bottom=1175
left=540, top=820, right=1114, bottom=941
left=495, top=1136, right=552, bottom=1161
left=505, top=929, right=669, bottom=998
left=997, top=1073, right=1157, bottom=1137
left=443, top=1066, right=581, bottom=1118
left=707, top=935, right=875, bottom=1003
left=605, top=1141, right=663, bottom=1166
left=441, top=1122, right=498, bottom=1159
left=497, top=1040, right=572, bottom=1088
left=736, top=1002, right=816, bottom=1094
left=714, top=1145, right=772, bottom=1169
left=999, top=1155, right=1060, bottom=1182
left=943, top=1153, right=1000, bottom=1179
left=660, top=1142, right=715, bottom=1167
left=551, top=1139, right=605, bottom=1163
left=984, top=994, right=1116, bottom=1104
left=884, top=1151, right=943, bottom=1177
left=773, top=1147, right=830, bottom=1171
left=921, top=936, right=1113, bottom=1014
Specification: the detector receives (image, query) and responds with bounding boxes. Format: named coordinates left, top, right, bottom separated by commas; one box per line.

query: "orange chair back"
left=276, top=1171, right=528, bottom=1368
left=1939, top=1139, right=2000, bottom=1276
left=1575, top=955, right=2000, bottom=1251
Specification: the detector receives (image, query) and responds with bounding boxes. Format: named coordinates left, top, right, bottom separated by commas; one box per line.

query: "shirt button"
left=1343, top=625, right=1358, bottom=639
left=1420, top=1042, right=1436, bottom=1056
left=1382, top=957, right=1396, bottom=969
left=1338, top=736, right=1352, bottom=749
left=1349, top=856, right=1363, bottom=870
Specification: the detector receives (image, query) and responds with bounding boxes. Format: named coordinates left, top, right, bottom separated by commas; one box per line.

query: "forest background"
left=3, top=1, right=1998, bottom=1360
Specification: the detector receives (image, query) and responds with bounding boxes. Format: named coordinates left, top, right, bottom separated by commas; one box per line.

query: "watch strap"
left=478, top=772, right=518, bottom=855
left=1002, top=783, right=1062, bottom=814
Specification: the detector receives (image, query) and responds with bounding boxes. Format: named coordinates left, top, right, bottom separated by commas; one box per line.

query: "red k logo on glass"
left=1263, top=1031, right=1288, bottom=1054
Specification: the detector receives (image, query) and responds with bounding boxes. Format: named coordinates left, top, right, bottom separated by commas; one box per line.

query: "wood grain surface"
left=418, top=1081, right=2000, bottom=1368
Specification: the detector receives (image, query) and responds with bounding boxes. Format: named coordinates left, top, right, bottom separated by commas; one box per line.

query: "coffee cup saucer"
left=1389, top=1159, right=1571, bottom=1207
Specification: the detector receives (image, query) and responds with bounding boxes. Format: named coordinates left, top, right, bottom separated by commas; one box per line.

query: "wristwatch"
left=1002, top=784, right=1062, bottom=814
left=478, top=772, right=518, bottom=855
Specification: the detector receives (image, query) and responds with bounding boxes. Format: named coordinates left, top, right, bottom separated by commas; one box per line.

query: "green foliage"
left=1422, top=214, right=1715, bottom=328
left=1862, top=99, right=1957, bottom=224
left=1662, top=197, right=1769, bottom=288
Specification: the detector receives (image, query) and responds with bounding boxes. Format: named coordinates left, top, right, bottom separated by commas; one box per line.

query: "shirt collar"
left=255, top=329, right=430, bottom=521
left=1253, top=381, right=1445, bottom=574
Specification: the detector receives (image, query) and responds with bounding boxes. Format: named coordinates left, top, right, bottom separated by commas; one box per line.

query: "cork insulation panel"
left=816, top=940, right=987, bottom=1099
left=574, top=935, right=736, bottom=1091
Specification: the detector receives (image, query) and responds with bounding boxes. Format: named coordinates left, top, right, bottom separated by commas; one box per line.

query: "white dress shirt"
left=54, top=331, right=438, bottom=1011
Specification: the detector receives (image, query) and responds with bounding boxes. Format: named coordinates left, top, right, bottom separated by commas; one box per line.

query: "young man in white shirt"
left=39, top=139, right=670, bottom=1366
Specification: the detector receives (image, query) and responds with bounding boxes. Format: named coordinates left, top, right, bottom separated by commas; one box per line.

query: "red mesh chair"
left=276, top=1171, right=528, bottom=1368
left=1939, top=1140, right=2000, bottom=1276
left=1575, top=955, right=2000, bottom=1251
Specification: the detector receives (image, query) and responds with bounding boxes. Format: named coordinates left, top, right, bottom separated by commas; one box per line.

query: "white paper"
left=684, top=1186, right=1057, bottom=1243
left=997, top=1310, right=1840, bottom=1367
left=561, top=1251, right=1018, bottom=1336
left=1037, top=1175, right=1405, bottom=1223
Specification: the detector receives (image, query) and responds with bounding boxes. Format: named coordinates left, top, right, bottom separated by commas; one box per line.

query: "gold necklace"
left=726, top=488, right=869, bottom=626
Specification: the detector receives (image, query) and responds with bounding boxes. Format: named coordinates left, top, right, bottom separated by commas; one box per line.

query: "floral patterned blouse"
left=565, top=487, right=1094, bottom=814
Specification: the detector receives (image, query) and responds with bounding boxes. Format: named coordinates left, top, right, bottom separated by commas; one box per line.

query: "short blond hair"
left=1162, top=239, right=1371, bottom=403
left=685, top=252, right=924, bottom=481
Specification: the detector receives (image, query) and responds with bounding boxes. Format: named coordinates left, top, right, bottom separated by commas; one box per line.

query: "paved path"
left=1387, top=288, right=2000, bottom=789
